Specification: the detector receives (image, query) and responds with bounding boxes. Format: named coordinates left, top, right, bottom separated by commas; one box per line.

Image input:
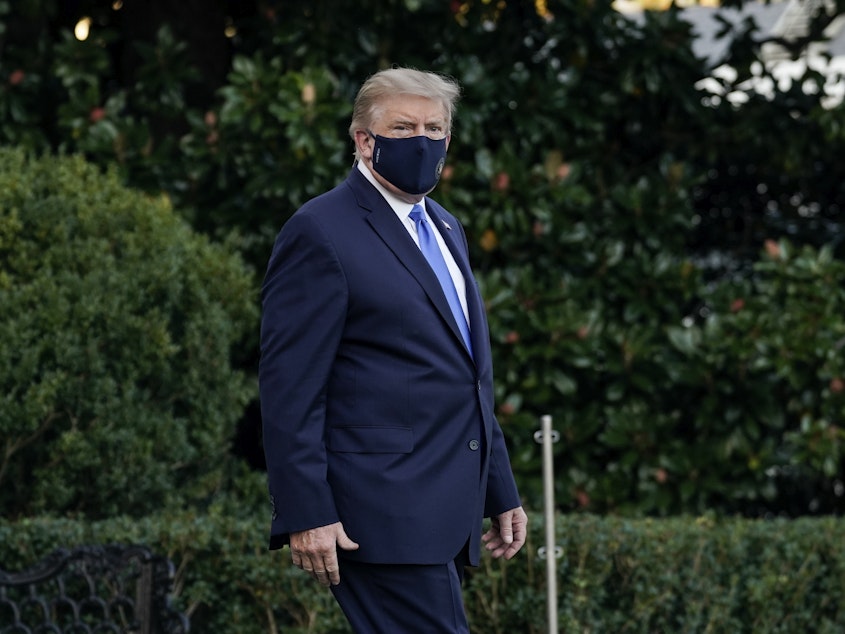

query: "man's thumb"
left=337, top=527, right=360, bottom=551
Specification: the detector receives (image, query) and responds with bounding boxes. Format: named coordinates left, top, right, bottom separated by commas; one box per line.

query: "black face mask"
left=368, top=131, right=448, bottom=195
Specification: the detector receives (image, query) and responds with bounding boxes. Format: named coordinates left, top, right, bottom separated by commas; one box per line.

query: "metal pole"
left=537, top=414, right=559, bottom=634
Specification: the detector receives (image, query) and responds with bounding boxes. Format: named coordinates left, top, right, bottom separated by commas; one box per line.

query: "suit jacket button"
left=468, top=440, right=480, bottom=451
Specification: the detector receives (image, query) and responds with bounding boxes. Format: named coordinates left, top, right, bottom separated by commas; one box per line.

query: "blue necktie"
left=409, top=204, right=473, bottom=358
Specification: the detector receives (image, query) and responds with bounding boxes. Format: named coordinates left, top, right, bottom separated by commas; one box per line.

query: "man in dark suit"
left=260, top=67, right=527, bottom=633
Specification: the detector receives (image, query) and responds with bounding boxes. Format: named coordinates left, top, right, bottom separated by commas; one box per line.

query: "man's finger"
left=313, top=566, right=331, bottom=587
left=326, top=562, right=341, bottom=586
left=499, top=515, right=514, bottom=544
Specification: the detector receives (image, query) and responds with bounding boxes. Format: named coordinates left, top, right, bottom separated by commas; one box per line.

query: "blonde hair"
left=349, top=68, right=461, bottom=160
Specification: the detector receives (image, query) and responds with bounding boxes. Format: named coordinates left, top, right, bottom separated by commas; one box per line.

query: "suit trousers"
left=330, top=551, right=471, bottom=634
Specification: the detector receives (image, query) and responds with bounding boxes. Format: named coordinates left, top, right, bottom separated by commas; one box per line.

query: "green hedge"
left=2, top=512, right=842, bottom=633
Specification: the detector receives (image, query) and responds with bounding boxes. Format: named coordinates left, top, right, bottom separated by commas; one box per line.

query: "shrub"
left=0, top=148, right=257, bottom=519
left=1, top=512, right=843, bottom=633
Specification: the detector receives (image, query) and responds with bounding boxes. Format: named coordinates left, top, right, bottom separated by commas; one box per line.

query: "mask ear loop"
left=364, top=129, right=380, bottom=157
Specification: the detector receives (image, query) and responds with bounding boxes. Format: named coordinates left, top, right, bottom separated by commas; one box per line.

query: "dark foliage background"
left=1, top=0, right=844, bottom=521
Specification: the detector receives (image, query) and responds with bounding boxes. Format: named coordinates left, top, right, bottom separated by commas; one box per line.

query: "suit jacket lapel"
left=347, top=171, right=469, bottom=357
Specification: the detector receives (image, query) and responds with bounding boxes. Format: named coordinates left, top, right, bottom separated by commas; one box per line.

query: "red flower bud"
left=492, top=171, right=510, bottom=192
left=89, top=107, right=106, bottom=123
left=556, top=163, right=571, bottom=180
left=764, top=239, right=781, bottom=259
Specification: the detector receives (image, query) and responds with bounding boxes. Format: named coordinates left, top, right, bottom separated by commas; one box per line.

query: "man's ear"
left=354, top=130, right=372, bottom=160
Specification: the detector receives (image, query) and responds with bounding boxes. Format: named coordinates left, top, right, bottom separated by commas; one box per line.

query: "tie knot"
left=409, top=205, right=425, bottom=223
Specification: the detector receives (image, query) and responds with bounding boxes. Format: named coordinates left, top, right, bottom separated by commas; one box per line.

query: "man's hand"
left=289, top=522, right=359, bottom=586
left=482, top=506, right=528, bottom=560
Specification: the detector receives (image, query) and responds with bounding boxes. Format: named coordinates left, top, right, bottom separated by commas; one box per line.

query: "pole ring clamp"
left=533, top=429, right=560, bottom=444
left=538, top=546, right=564, bottom=560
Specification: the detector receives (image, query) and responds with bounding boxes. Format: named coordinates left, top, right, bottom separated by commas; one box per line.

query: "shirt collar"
left=356, top=160, right=421, bottom=218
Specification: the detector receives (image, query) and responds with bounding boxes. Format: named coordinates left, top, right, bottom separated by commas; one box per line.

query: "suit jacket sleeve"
left=259, top=211, right=347, bottom=548
left=484, top=413, right=521, bottom=517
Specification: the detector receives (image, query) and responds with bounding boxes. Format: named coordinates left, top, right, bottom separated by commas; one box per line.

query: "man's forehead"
left=376, top=95, right=447, bottom=121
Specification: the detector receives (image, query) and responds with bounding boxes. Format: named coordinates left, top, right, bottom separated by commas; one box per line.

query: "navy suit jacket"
left=259, top=167, right=521, bottom=566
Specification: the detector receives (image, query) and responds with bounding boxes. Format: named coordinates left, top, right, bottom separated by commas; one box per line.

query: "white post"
left=535, top=414, right=559, bottom=634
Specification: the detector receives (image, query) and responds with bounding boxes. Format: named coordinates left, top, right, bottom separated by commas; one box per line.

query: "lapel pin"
left=442, top=220, right=452, bottom=231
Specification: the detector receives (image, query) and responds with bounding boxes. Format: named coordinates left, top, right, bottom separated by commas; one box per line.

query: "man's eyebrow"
left=387, top=113, right=446, bottom=125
